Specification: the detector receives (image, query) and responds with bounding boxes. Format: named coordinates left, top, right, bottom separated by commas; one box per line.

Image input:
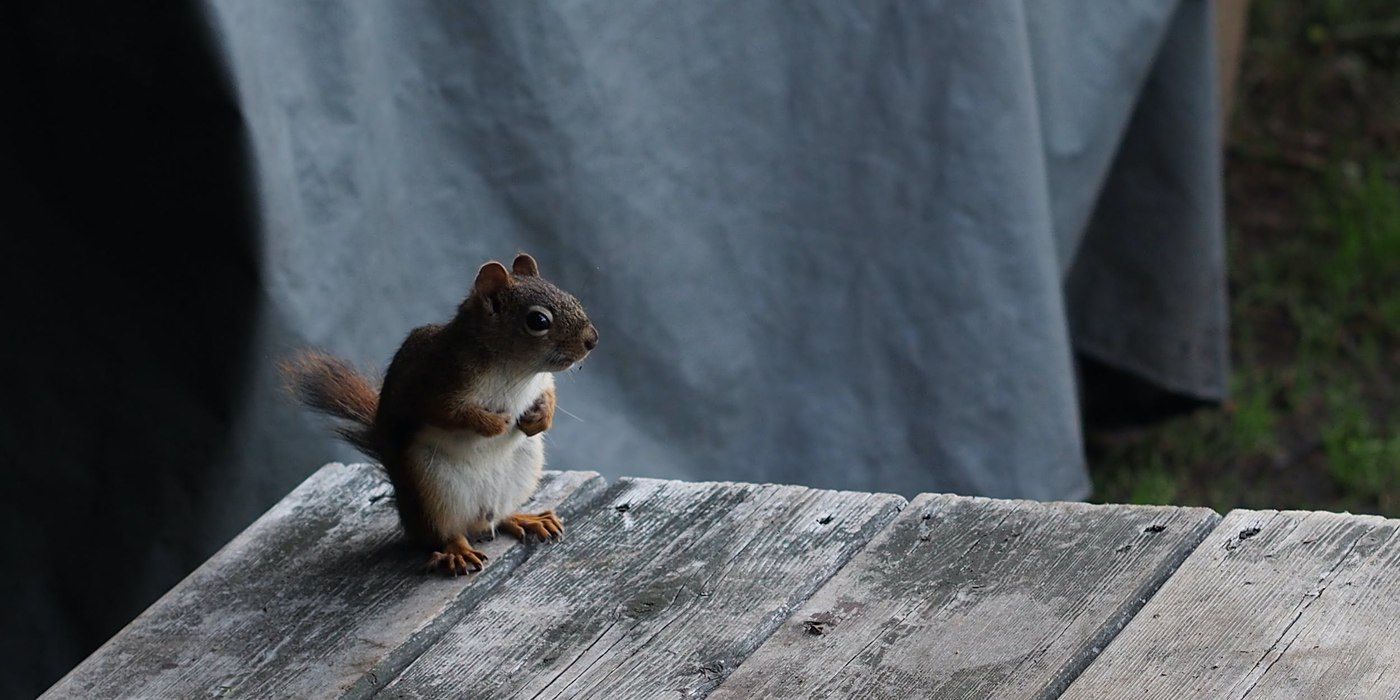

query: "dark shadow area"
left=1077, top=355, right=1214, bottom=431
left=0, top=3, right=260, bottom=695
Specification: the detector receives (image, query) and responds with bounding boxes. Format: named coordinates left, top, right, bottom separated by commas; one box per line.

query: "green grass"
left=1090, top=0, right=1400, bottom=516
left=1323, top=380, right=1400, bottom=512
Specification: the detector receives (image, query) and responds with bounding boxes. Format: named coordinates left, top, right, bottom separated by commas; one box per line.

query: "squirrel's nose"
left=582, top=324, right=598, bottom=351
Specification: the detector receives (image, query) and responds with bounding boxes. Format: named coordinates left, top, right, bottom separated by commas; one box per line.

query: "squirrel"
left=281, top=253, right=598, bottom=575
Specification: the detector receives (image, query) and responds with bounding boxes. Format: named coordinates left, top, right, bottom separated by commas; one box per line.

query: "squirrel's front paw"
left=518, top=391, right=555, bottom=436
left=517, top=401, right=552, bottom=437
left=474, top=411, right=513, bottom=437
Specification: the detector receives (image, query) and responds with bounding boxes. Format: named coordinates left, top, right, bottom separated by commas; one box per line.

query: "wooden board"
left=1063, top=509, right=1400, bottom=699
left=377, top=478, right=905, bottom=699
left=710, top=493, right=1219, bottom=699
left=43, top=463, right=606, bottom=700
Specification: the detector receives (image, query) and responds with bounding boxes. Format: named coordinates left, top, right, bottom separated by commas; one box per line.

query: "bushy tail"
left=280, top=350, right=383, bottom=462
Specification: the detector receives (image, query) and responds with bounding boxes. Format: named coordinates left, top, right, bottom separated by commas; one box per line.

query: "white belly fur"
left=408, top=371, right=553, bottom=535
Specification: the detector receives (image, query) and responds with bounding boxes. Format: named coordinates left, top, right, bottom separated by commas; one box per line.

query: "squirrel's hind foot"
left=427, top=535, right=489, bottom=576
left=499, top=510, right=564, bottom=542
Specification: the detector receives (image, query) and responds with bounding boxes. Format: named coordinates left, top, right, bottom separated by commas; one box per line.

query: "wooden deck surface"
left=45, top=463, right=1400, bottom=699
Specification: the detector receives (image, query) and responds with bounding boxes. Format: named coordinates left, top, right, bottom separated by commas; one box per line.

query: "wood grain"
left=43, top=463, right=606, bottom=700
left=378, top=478, right=905, bottom=699
left=1063, top=509, right=1400, bottom=699
left=710, top=493, right=1219, bottom=699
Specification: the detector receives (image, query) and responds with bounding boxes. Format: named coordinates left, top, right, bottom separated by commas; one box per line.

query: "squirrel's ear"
left=473, top=261, right=511, bottom=300
left=512, top=253, right=539, bottom=277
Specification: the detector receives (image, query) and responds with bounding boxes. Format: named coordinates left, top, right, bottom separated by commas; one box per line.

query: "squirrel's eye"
left=524, top=306, right=553, bottom=336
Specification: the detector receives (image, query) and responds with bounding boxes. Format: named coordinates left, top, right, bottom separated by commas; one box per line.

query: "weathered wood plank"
left=1063, top=509, right=1400, bottom=699
left=710, top=493, right=1219, bottom=699
left=43, top=463, right=606, bottom=700
left=378, top=478, right=905, bottom=699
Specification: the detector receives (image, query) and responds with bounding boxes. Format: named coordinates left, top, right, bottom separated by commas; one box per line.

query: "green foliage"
left=1323, top=382, right=1400, bottom=511
left=1229, top=374, right=1280, bottom=456
left=1313, top=163, right=1400, bottom=308
left=1126, top=459, right=1180, bottom=506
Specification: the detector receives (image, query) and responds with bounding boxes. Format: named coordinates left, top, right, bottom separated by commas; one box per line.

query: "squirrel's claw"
left=427, top=536, right=489, bottom=576
left=501, top=510, right=564, bottom=542
left=426, top=551, right=477, bottom=576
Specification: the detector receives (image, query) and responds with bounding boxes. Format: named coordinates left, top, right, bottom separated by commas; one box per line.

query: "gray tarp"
left=3, top=1, right=1224, bottom=694
left=209, top=0, right=1223, bottom=505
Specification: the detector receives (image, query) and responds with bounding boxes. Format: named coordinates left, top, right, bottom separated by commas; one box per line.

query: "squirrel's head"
left=458, top=253, right=598, bottom=372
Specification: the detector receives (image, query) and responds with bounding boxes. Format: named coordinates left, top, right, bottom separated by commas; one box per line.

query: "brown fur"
left=279, top=351, right=382, bottom=462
